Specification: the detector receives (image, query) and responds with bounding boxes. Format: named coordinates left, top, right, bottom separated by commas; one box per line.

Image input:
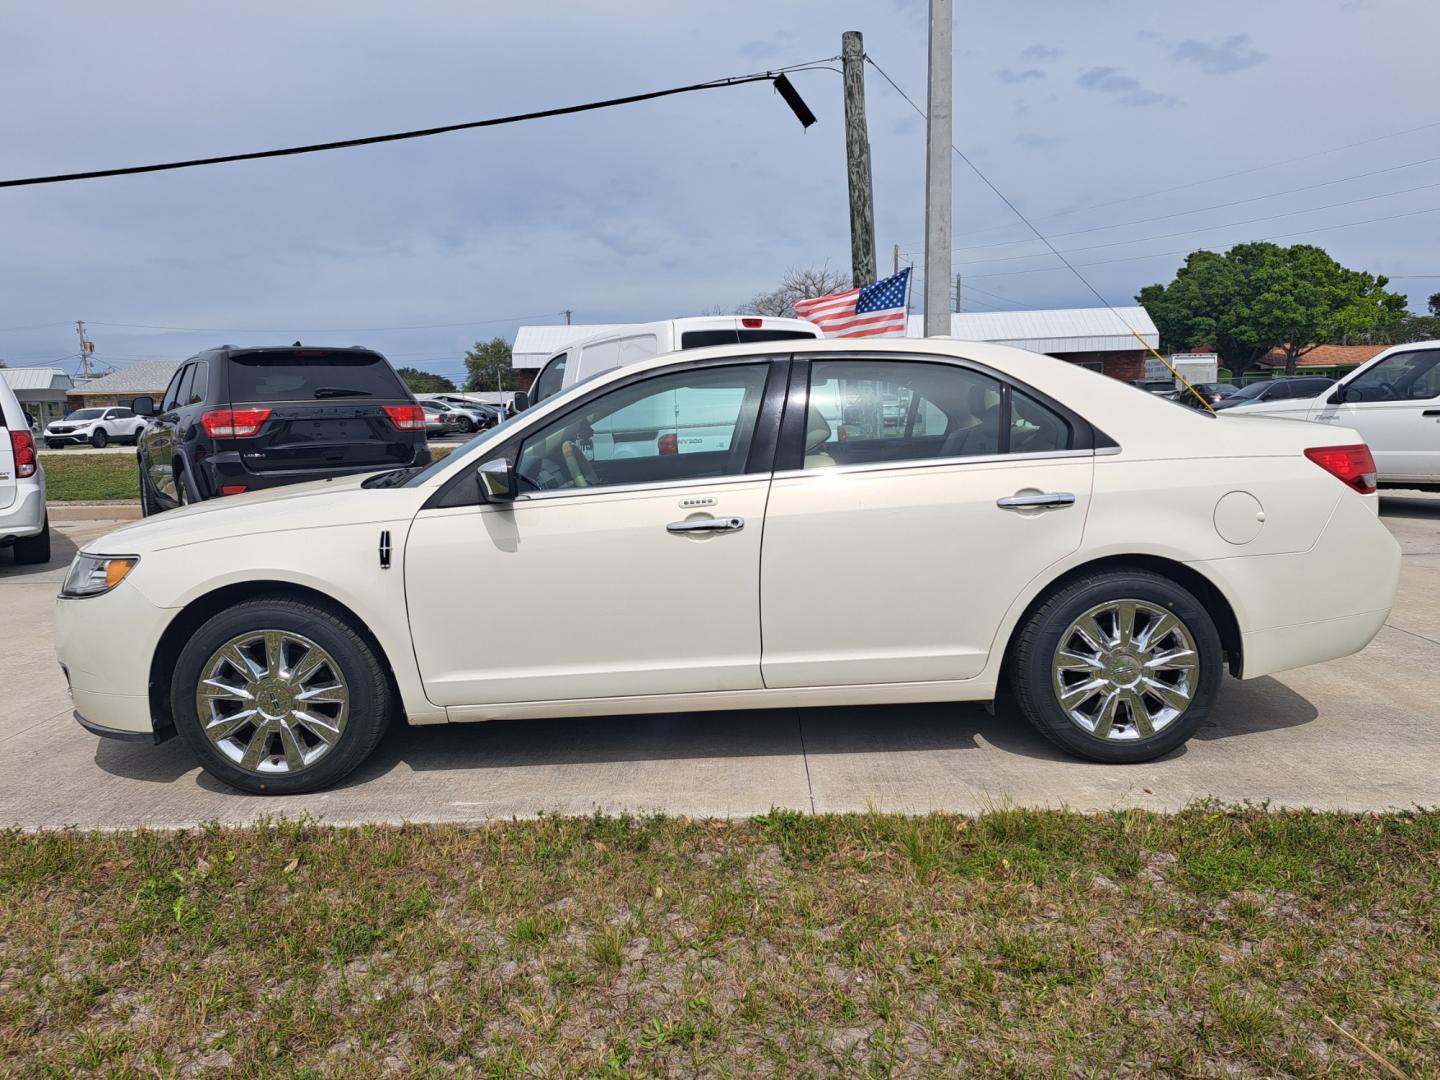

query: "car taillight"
left=657, top=432, right=678, bottom=456
left=200, top=408, right=271, bottom=438
left=221, top=485, right=247, bottom=495
left=1304, top=443, right=1377, bottom=495
left=741, top=317, right=762, bottom=328
left=9, top=429, right=36, bottom=478
left=384, top=404, right=427, bottom=430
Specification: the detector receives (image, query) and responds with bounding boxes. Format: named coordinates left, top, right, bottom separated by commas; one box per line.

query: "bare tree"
left=739, top=264, right=852, bottom=318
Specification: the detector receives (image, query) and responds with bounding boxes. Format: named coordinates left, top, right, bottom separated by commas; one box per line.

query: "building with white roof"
left=508, top=307, right=1160, bottom=387
left=1, top=366, right=75, bottom=426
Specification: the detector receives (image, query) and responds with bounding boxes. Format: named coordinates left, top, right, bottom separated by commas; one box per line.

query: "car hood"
left=88, top=472, right=426, bottom=555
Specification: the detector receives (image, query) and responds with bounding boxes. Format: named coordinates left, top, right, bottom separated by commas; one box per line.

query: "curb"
left=49, top=502, right=142, bottom=522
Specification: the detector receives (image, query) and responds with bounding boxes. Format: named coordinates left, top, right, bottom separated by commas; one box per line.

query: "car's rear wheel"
left=172, top=597, right=392, bottom=794
left=12, top=517, right=50, bottom=565
left=1009, top=569, right=1222, bottom=763
left=90, top=428, right=108, bottom=448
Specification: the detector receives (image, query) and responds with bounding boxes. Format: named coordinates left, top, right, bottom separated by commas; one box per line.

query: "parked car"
left=528, top=315, right=821, bottom=404
left=1215, top=344, right=1440, bottom=489
left=419, top=397, right=490, bottom=434
left=420, top=400, right=460, bottom=437
left=44, top=406, right=147, bottom=448
left=1210, top=376, right=1336, bottom=411
left=58, top=338, right=1400, bottom=794
left=1168, top=382, right=1239, bottom=409
left=0, top=372, right=48, bottom=563
left=131, top=345, right=429, bottom=514
left=432, top=395, right=500, bottom=430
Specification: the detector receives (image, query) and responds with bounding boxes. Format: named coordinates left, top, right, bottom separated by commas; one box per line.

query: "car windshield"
left=63, top=409, right=105, bottom=421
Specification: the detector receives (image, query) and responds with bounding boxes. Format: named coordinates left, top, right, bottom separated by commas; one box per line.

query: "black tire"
left=1008, top=569, right=1223, bottom=764
left=90, top=428, right=108, bottom=449
left=459, top=417, right=476, bottom=433
left=46, top=440, right=63, bottom=450
left=171, top=596, right=393, bottom=794
left=12, top=517, right=51, bottom=565
left=138, top=460, right=158, bottom=516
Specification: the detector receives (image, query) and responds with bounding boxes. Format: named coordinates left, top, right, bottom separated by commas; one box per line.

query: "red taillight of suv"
left=1304, top=443, right=1377, bottom=494
left=383, top=404, right=427, bottom=431
left=200, top=408, right=272, bottom=438
left=9, top=429, right=37, bottom=478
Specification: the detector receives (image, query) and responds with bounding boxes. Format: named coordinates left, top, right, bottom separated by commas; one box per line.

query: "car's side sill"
left=442, top=678, right=996, bottom=724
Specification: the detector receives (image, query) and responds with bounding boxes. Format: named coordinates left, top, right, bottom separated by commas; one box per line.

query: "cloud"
left=1021, top=44, right=1061, bottom=60
left=1171, top=33, right=1268, bottom=74
left=1015, top=132, right=1062, bottom=149
left=1076, top=66, right=1178, bottom=107
left=997, top=67, right=1045, bottom=83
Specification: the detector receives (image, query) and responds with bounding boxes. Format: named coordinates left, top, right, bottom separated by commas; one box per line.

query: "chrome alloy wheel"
left=1050, top=600, right=1199, bottom=741
left=196, top=631, right=350, bottom=774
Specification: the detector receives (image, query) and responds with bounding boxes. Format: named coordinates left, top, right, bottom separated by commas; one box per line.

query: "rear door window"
left=187, top=362, right=208, bottom=405
left=226, top=350, right=404, bottom=403
left=161, top=366, right=187, bottom=411
left=173, top=364, right=196, bottom=411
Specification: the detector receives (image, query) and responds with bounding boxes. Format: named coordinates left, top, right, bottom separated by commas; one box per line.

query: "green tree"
left=1138, top=243, right=1408, bottom=375
left=1428, top=291, right=1440, bottom=317
left=393, top=366, right=456, bottom=394
left=463, top=337, right=520, bottom=392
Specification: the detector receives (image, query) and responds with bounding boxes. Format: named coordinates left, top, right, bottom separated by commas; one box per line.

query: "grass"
left=42, top=445, right=458, bottom=503
left=1, top=806, right=1436, bottom=1077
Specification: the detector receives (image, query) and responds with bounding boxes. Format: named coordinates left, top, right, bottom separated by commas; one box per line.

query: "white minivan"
left=527, top=316, right=821, bottom=405
left=0, top=373, right=49, bottom=563
left=1217, top=341, right=1440, bottom=490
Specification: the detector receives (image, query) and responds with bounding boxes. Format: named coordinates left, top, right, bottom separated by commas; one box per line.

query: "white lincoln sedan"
left=56, top=339, right=1401, bottom=794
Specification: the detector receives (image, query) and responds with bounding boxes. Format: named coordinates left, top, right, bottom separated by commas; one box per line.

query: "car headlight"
left=61, top=554, right=139, bottom=598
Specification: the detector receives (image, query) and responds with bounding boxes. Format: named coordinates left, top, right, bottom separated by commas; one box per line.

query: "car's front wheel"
left=1009, top=569, right=1222, bottom=763
left=46, top=440, right=63, bottom=450
left=90, top=428, right=108, bottom=448
left=171, top=597, right=393, bottom=794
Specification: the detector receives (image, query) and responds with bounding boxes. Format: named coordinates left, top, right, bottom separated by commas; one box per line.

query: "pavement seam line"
left=795, top=709, right=816, bottom=815
left=1384, top=622, right=1440, bottom=649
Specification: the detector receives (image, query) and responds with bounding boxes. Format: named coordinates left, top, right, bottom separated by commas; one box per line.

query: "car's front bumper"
left=44, top=430, right=94, bottom=444
left=55, top=578, right=174, bottom=738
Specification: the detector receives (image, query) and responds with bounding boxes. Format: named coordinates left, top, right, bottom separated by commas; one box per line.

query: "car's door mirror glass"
left=131, top=395, right=156, bottom=417
left=476, top=459, right=516, bottom=501
left=512, top=390, right=530, bottom=413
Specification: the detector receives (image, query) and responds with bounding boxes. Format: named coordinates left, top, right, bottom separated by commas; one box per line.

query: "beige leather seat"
left=804, top=406, right=836, bottom=468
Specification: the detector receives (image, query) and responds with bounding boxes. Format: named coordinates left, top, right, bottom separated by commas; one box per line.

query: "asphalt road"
left=2, top=497, right=1437, bottom=829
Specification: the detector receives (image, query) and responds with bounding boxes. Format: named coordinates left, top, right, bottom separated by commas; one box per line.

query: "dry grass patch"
left=0, top=806, right=1436, bottom=1077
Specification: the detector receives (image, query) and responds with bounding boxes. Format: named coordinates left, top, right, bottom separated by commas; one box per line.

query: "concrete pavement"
left=2, top=497, right=1437, bottom=829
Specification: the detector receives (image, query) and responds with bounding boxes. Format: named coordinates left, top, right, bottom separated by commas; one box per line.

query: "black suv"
left=132, top=345, right=429, bottom=513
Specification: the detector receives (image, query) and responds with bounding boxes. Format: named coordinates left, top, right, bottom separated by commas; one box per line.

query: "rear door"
left=1311, top=347, right=1440, bottom=481
left=224, top=349, right=419, bottom=476
left=760, top=354, right=1094, bottom=688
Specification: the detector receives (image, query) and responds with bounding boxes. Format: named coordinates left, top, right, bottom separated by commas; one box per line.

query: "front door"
left=139, top=363, right=190, bottom=505
left=405, top=360, right=780, bottom=706
left=760, top=356, right=1093, bottom=688
left=1310, top=347, right=1440, bottom=481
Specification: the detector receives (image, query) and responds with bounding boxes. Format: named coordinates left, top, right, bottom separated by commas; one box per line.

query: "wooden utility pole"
left=75, top=320, right=94, bottom=379
left=954, top=273, right=962, bottom=312
left=893, top=243, right=900, bottom=276
left=923, top=0, right=953, bottom=336
left=841, top=31, right=876, bottom=287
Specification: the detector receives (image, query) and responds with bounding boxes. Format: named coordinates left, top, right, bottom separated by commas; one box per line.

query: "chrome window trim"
left=514, top=472, right=774, bottom=503
left=773, top=447, right=1099, bottom=481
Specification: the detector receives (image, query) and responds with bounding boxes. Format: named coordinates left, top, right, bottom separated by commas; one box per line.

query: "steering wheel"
left=560, top=439, right=600, bottom=487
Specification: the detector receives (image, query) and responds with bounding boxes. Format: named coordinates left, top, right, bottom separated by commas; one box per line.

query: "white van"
left=0, top=372, right=49, bottom=563
left=527, top=315, right=821, bottom=405
left=1216, top=341, right=1440, bottom=490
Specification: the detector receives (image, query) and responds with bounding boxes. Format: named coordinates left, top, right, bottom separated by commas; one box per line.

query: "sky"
left=3, top=0, right=1438, bottom=385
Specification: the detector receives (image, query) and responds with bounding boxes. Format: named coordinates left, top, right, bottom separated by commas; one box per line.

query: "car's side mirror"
left=476, top=458, right=517, bottom=502
left=511, top=390, right=530, bottom=413
left=131, top=395, right=156, bottom=417
left=1328, top=385, right=1347, bottom=405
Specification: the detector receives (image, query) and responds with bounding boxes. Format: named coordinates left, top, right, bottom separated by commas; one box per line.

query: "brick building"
left=510, top=307, right=1158, bottom=387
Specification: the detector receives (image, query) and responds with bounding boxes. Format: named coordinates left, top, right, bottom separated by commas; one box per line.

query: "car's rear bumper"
left=0, top=481, right=47, bottom=538
left=1190, top=492, right=1401, bottom=679
left=195, top=445, right=429, bottom=495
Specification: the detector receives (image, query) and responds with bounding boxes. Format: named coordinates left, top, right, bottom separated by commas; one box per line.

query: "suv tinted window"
left=679, top=329, right=817, bottom=349
left=108, top=408, right=133, bottom=419
left=187, top=361, right=208, bottom=405
left=226, top=350, right=404, bottom=403
left=174, top=364, right=196, bottom=410
left=517, top=364, right=769, bottom=493
left=161, top=365, right=187, bottom=411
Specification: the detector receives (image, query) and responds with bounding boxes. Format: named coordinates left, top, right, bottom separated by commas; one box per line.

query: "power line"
left=953, top=178, right=1440, bottom=268
left=950, top=154, right=1440, bottom=255
left=0, top=60, right=833, bottom=189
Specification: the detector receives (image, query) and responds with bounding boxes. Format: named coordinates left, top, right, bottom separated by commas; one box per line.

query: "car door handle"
left=996, top=492, right=1075, bottom=510
left=1423, top=409, right=1440, bottom=417
left=667, top=516, right=745, bottom=533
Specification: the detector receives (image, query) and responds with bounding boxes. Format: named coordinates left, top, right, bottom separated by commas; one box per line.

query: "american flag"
left=793, top=267, right=912, bottom=338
